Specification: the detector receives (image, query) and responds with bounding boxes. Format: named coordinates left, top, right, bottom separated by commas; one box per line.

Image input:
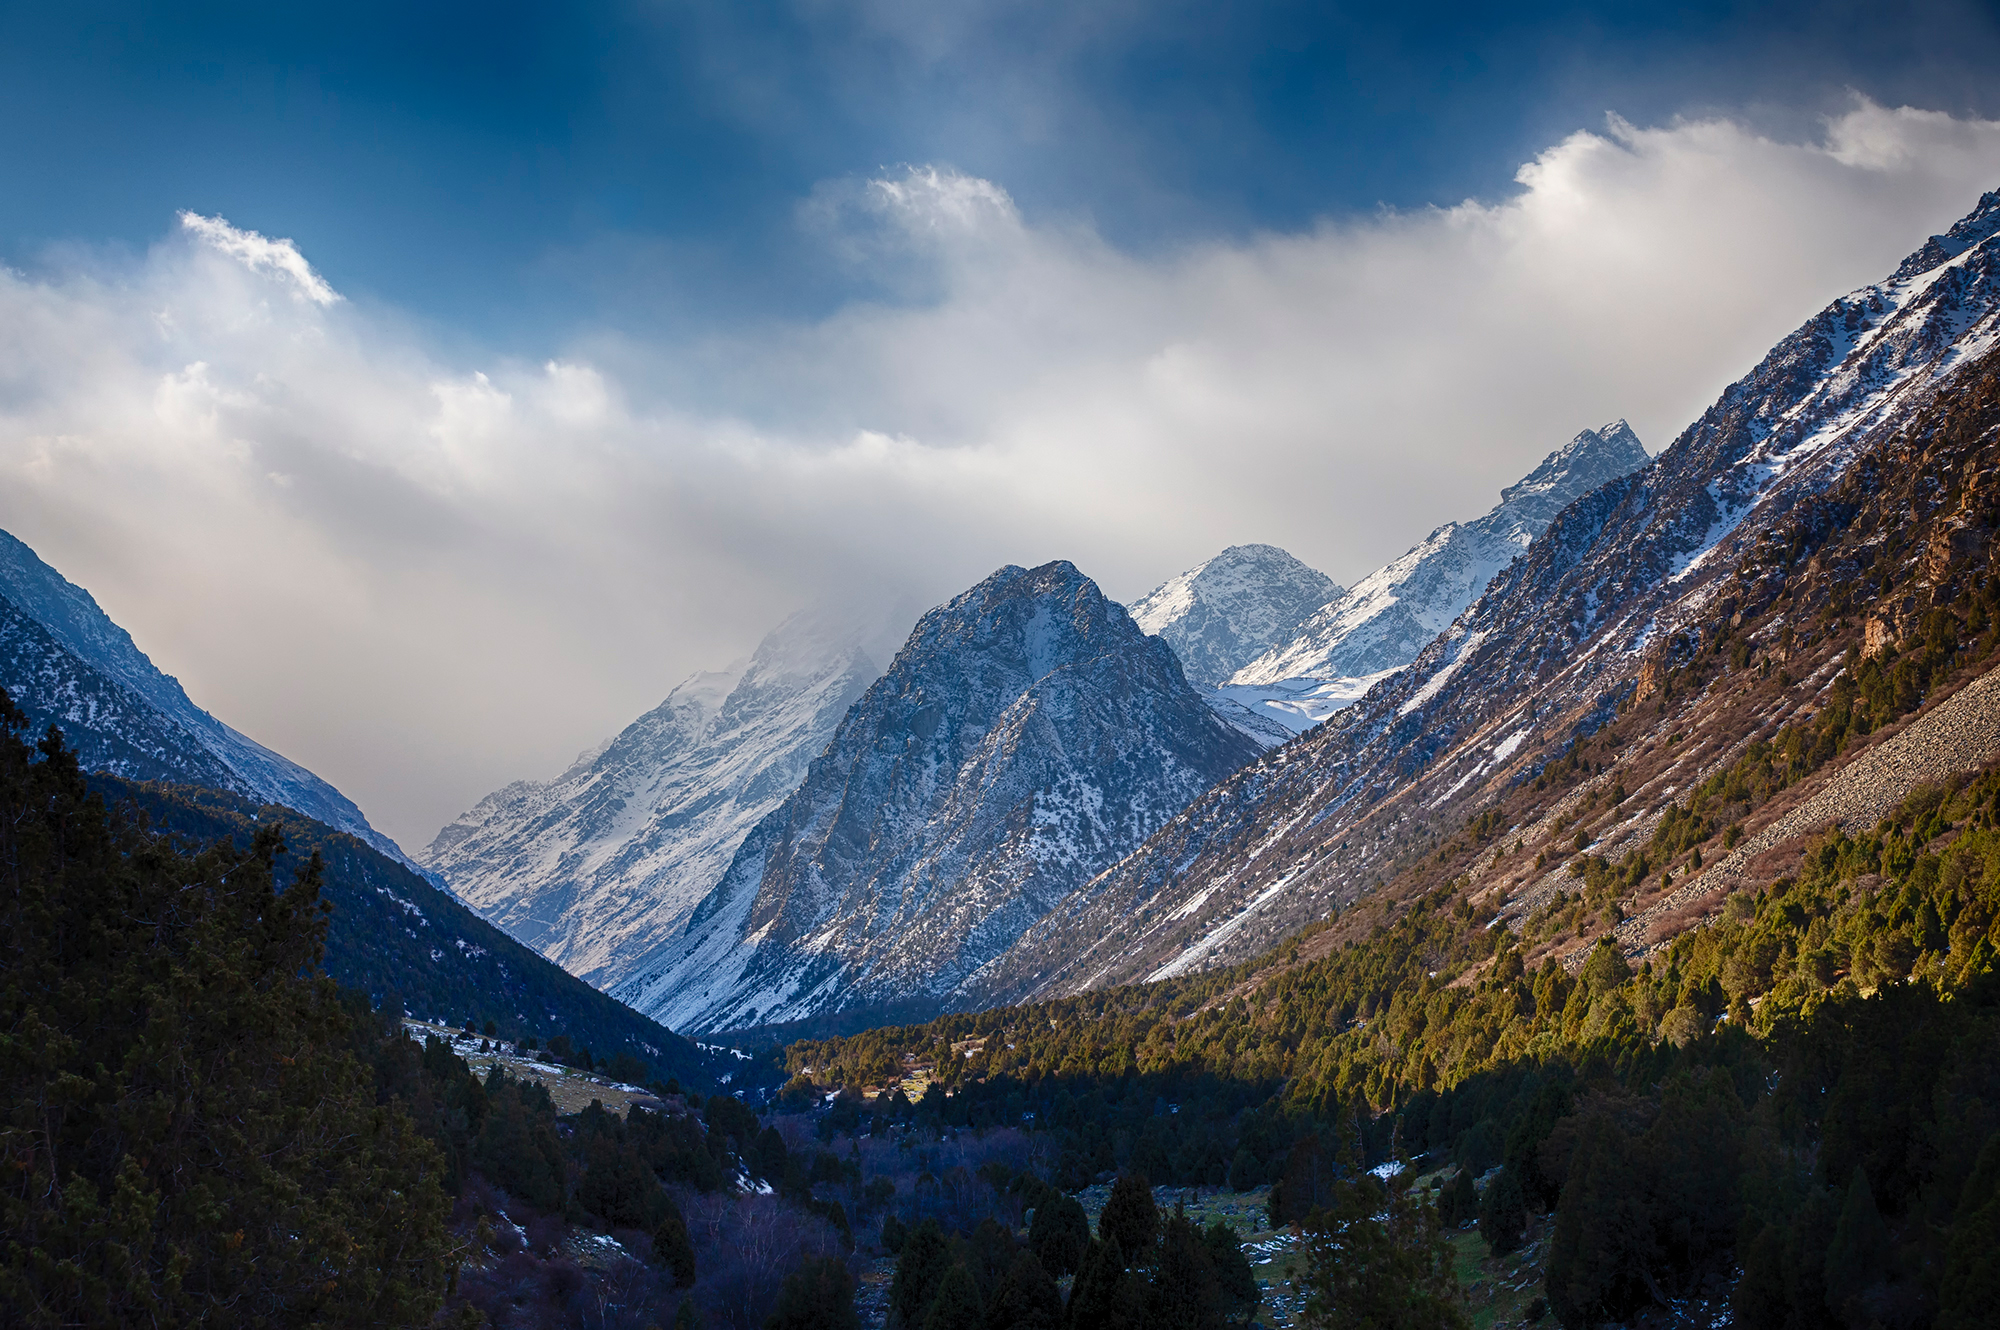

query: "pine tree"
left=765, top=1255, right=861, bottom=1330
left=1440, top=1169, right=1477, bottom=1228
left=1147, top=1210, right=1222, bottom=1330
left=1477, top=1165, right=1527, bottom=1256
left=1201, top=1220, right=1259, bottom=1322
left=987, top=1248, right=1063, bottom=1330
left=0, top=698, right=454, bottom=1326
left=1298, top=1170, right=1468, bottom=1330
left=891, top=1218, right=951, bottom=1328
left=1030, top=1192, right=1090, bottom=1276
left=1098, top=1173, right=1159, bottom=1264
left=1822, top=1165, right=1891, bottom=1326
left=655, top=1195, right=698, bottom=1289
left=921, top=1262, right=984, bottom=1330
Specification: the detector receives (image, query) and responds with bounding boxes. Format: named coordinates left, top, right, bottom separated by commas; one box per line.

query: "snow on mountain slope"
left=613, top=561, right=1260, bottom=1034
left=1235, top=422, right=1649, bottom=689
left=967, top=187, right=2000, bottom=1005
left=1128, top=545, right=1342, bottom=687
left=0, top=528, right=411, bottom=866
left=420, top=608, right=890, bottom=990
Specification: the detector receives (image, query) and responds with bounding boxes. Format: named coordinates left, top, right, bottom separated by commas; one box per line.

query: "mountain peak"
left=612, top=558, right=1259, bottom=1033
left=1891, top=187, right=2000, bottom=283
left=1497, top=419, right=1651, bottom=523
left=1128, top=544, right=1342, bottom=688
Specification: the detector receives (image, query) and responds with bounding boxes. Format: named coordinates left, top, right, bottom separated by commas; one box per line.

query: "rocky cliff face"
left=0, top=528, right=409, bottom=866
left=966, top=188, right=2000, bottom=1006
left=1128, top=545, right=1342, bottom=688
left=612, top=561, right=1259, bottom=1033
left=420, top=609, right=887, bottom=989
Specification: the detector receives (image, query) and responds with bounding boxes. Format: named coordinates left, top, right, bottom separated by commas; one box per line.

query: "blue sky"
left=4, top=2, right=2000, bottom=845
left=7, top=1, right=2000, bottom=344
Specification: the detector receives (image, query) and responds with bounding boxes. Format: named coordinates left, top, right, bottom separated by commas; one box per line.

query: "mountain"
left=0, top=529, right=410, bottom=866
left=966, top=186, right=2000, bottom=1006
left=612, top=560, right=1260, bottom=1034
left=1127, top=545, right=1342, bottom=688
left=1217, top=422, right=1650, bottom=736
left=85, top=773, right=724, bottom=1091
left=420, top=608, right=891, bottom=990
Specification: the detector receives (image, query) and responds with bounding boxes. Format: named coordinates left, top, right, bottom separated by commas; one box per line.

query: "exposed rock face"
left=1128, top=545, right=1342, bottom=688
left=0, top=528, right=408, bottom=865
left=613, top=561, right=1259, bottom=1033
left=966, top=188, right=2000, bottom=1006
left=420, top=609, right=887, bottom=989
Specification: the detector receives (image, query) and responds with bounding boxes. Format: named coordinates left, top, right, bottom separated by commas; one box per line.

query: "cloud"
left=177, top=212, right=342, bottom=306
left=2, top=98, right=1999, bottom=851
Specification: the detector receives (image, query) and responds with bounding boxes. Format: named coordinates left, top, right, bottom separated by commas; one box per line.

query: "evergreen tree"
left=1147, top=1210, right=1222, bottom=1330
left=579, top=1135, right=664, bottom=1227
left=1545, top=1115, right=1650, bottom=1328
left=1297, top=1171, right=1468, bottom=1330
left=922, top=1262, right=984, bottom=1330
left=1938, top=1136, right=2000, bottom=1330
left=1477, top=1165, right=1527, bottom=1256
left=1201, top=1220, right=1259, bottom=1323
left=0, top=701, right=455, bottom=1327
left=654, top=1195, right=698, bottom=1288
left=1030, top=1192, right=1090, bottom=1277
left=1822, top=1166, right=1891, bottom=1327
left=1064, top=1237, right=1144, bottom=1330
left=765, top=1255, right=861, bottom=1330
left=1439, top=1169, right=1477, bottom=1228
left=1098, top=1173, right=1159, bottom=1263
left=987, top=1248, right=1063, bottom=1330
left=892, top=1218, right=951, bottom=1329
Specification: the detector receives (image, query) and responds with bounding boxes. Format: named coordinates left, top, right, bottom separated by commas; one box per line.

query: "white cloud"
left=178, top=212, right=343, bottom=306
left=2, top=98, right=1999, bottom=851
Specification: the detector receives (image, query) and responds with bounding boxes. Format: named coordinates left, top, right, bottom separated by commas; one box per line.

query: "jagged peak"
left=1499, top=419, right=1650, bottom=509
left=1890, top=187, right=2000, bottom=283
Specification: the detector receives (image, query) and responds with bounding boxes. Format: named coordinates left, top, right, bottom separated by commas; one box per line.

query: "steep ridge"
left=1217, top=423, right=1649, bottom=736
left=966, top=187, right=2000, bottom=1005
left=0, top=529, right=411, bottom=866
left=1128, top=544, right=1342, bottom=688
left=420, top=609, right=888, bottom=989
left=86, top=773, right=723, bottom=1090
left=613, top=561, right=1260, bottom=1034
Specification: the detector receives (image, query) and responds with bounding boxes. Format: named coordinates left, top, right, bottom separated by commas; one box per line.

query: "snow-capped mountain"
left=1219, top=421, right=1649, bottom=735
left=420, top=607, right=892, bottom=989
left=968, top=186, right=2000, bottom=1005
left=1128, top=545, right=1342, bottom=687
left=0, top=528, right=410, bottom=865
left=613, top=561, right=1260, bottom=1034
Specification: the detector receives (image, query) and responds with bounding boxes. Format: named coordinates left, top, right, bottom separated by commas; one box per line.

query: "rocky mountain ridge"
left=1216, top=422, right=1650, bottom=737
left=963, top=187, right=2000, bottom=1005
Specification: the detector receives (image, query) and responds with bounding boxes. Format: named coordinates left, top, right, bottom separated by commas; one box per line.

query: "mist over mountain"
left=421, top=607, right=899, bottom=991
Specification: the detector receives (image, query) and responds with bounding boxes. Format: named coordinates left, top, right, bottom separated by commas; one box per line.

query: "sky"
left=3, top=1, right=2000, bottom=850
